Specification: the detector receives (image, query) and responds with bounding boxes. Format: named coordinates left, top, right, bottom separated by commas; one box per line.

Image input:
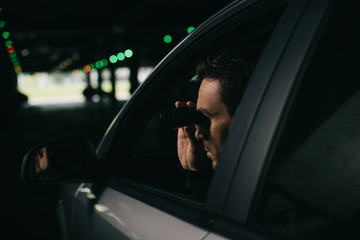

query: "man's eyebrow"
left=198, top=108, right=215, bottom=117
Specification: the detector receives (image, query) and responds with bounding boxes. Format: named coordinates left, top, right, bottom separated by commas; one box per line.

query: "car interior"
left=255, top=3, right=360, bottom=239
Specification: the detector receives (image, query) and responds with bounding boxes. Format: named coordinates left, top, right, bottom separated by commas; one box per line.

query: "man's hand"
left=175, top=101, right=209, bottom=170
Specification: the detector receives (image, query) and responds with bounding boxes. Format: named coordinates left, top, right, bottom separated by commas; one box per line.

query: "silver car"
left=22, top=0, right=360, bottom=239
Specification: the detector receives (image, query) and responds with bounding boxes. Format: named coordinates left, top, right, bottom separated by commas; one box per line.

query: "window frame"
left=217, top=0, right=336, bottom=228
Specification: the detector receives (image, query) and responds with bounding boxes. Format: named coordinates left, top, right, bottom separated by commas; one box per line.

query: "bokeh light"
left=124, top=49, right=133, bottom=58
left=109, top=55, right=118, bottom=63
left=187, top=26, right=195, bottom=33
left=117, top=52, right=125, bottom=61
left=163, top=35, right=172, bottom=43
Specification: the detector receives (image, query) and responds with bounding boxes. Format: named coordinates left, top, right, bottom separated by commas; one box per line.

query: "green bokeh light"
left=109, top=55, right=118, bottom=63
left=101, top=58, right=108, bottom=67
left=117, top=52, right=125, bottom=61
left=163, top=35, right=172, bottom=43
left=95, top=60, right=104, bottom=69
left=0, top=21, right=5, bottom=28
left=5, top=40, right=13, bottom=47
left=2, top=31, right=10, bottom=39
left=124, top=49, right=133, bottom=58
left=187, top=26, right=195, bottom=33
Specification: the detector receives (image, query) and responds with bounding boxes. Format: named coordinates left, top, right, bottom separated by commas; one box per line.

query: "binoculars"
left=159, top=108, right=209, bottom=128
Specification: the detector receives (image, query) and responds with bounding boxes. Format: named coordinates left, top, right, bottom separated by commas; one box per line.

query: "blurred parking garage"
left=0, top=1, right=233, bottom=238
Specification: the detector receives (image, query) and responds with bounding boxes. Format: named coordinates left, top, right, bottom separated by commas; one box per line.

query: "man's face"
left=35, top=147, right=49, bottom=173
left=196, top=78, right=232, bottom=169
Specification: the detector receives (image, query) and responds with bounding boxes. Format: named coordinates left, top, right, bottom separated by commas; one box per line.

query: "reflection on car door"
left=70, top=183, right=209, bottom=240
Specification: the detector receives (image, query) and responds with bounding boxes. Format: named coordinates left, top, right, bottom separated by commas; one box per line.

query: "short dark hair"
left=196, top=52, right=257, bottom=116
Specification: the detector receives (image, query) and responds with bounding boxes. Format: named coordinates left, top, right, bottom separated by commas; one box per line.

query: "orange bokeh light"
left=83, top=65, right=91, bottom=73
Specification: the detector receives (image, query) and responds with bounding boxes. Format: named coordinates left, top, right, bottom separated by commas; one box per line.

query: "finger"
left=184, top=125, right=204, bottom=153
left=186, top=101, right=196, bottom=108
left=175, top=101, right=187, bottom=108
left=184, top=125, right=197, bottom=140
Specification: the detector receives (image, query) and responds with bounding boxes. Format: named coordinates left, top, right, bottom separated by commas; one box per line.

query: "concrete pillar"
left=109, top=64, right=116, bottom=102
left=97, top=68, right=103, bottom=92
left=82, top=72, right=93, bottom=102
left=129, top=59, right=139, bottom=94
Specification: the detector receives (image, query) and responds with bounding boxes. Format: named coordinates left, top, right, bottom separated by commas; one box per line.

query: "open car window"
left=107, top=0, right=287, bottom=204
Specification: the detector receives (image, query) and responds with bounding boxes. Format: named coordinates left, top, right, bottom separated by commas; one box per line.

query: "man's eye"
left=202, top=117, right=211, bottom=127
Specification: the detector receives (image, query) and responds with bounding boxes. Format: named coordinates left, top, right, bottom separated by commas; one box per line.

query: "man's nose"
left=195, top=124, right=208, bottom=141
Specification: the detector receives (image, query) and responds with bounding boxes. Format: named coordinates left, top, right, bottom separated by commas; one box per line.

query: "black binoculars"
left=159, top=108, right=209, bottom=128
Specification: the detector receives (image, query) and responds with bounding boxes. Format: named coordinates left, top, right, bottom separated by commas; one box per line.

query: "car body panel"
left=72, top=184, right=209, bottom=240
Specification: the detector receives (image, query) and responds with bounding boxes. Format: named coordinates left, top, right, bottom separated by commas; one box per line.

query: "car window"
left=107, top=0, right=287, bottom=204
left=254, top=1, right=360, bottom=239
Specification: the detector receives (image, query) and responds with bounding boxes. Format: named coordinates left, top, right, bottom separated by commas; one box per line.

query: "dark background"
left=0, top=1, right=233, bottom=239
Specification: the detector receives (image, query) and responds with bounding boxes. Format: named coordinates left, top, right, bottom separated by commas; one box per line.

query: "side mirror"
left=22, top=136, right=97, bottom=182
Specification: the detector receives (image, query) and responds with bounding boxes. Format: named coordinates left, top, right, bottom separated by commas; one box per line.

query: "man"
left=176, top=52, right=257, bottom=198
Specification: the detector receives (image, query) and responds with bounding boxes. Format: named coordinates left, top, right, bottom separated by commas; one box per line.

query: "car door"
left=58, top=0, right=305, bottom=239
left=207, top=0, right=360, bottom=239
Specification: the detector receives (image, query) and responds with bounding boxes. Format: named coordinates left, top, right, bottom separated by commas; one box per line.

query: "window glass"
left=108, top=2, right=286, bottom=203
left=255, top=2, right=360, bottom=239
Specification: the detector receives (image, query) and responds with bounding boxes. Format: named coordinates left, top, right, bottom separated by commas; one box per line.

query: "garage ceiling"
left=1, top=0, right=234, bottom=73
